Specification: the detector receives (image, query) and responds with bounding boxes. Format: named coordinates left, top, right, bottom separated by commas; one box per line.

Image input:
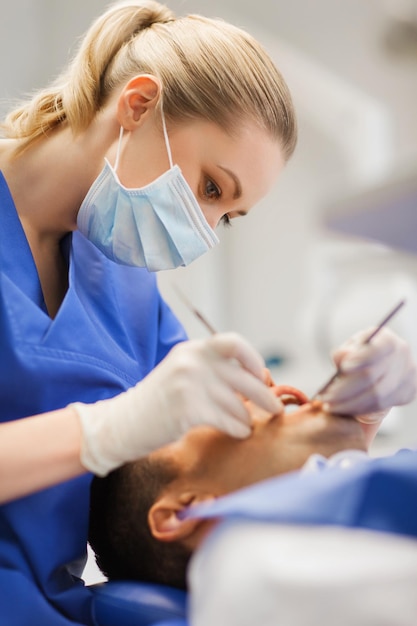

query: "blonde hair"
left=2, top=0, right=297, bottom=157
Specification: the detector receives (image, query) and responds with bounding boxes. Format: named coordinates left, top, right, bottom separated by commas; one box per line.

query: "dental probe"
left=174, top=285, right=217, bottom=335
left=311, top=299, right=406, bottom=400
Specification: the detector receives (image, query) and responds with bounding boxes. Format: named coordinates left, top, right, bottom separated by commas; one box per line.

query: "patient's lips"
left=274, top=385, right=309, bottom=406
left=274, top=387, right=324, bottom=414
left=250, top=383, right=313, bottom=424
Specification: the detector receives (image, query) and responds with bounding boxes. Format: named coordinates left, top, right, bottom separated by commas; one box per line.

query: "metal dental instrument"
left=311, top=299, right=406, bottom=400
left=174, top=285, right=217, bottom=335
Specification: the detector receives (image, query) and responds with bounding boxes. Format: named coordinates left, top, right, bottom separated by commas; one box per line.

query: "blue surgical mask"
left=77, top=110, right=219, bottom=271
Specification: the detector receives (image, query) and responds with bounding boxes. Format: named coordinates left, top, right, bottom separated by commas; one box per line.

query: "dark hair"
left=88, top=457, right=192, bottom=590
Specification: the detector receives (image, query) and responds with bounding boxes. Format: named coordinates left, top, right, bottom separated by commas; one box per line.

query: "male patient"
left=88, top=382, right=417, bottom=625
left=89, top=382, right=377, bottom=588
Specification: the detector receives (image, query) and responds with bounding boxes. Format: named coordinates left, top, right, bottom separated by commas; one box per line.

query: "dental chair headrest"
left=90, top=580, right=187, bottom=626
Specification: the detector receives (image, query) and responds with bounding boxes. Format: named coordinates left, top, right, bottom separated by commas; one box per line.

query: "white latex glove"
left=320, top=327, right=417, bottom=421
left=72, top=332, right=283, bottom=476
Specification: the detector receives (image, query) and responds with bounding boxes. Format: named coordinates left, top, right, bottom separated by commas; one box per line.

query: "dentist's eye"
left=203, top=177, right=221, bottom=201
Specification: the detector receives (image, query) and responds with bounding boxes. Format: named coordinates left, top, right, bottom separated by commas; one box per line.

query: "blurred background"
left=1, top=0, right=417, bottom=454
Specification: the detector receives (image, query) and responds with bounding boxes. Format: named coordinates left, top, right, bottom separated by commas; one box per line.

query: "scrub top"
left=0, top=172, right=187, bottom=625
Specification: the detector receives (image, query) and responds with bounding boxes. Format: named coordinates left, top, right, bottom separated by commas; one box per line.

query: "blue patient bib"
left=0, top=172, right=187, bottom=625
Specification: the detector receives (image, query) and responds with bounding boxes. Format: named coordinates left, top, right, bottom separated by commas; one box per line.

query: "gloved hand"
left=320, top=327, right=417, bottom=422
left=72, top=332, right=283, bottom=476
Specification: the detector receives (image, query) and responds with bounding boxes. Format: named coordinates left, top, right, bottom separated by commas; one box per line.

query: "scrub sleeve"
left=0, top=172, right=187, bottom=626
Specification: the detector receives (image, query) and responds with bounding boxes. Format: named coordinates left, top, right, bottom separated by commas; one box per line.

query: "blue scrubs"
left=0, top=172, right=187, bottom=625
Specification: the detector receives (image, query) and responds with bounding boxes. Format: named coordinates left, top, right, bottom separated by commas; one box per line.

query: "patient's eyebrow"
left=217, top=165, right=243, bottom=201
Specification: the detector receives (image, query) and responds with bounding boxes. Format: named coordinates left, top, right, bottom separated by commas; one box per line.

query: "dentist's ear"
left=148, top=491, right=215, bottom=544
left=117, top=74, right=161, bottom=129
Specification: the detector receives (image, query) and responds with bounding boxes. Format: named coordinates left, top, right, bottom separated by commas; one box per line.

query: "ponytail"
left=2, top=1, right=297, bottom=159
left=1, top=1, right=174, bottom=152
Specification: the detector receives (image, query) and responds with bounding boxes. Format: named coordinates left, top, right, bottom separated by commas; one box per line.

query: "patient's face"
left=148, top=389, right=367, bottom=497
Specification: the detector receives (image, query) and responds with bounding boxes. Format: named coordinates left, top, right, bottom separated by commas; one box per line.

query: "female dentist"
left=0, top=1, right=415, bottom=625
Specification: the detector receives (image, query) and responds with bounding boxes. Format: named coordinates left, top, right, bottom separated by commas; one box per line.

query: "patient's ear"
left=148, top=491, right=214, bottom=543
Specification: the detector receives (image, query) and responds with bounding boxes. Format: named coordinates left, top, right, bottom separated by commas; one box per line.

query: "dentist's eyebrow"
left=217, top=165, right=242, bottom=201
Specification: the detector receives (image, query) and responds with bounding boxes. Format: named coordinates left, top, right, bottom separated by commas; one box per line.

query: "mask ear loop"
left=114, top=126, right=124, bottom=173
left=161, top=105, right=174, bottom=169
left=114, top=103, right=173, bottom=173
